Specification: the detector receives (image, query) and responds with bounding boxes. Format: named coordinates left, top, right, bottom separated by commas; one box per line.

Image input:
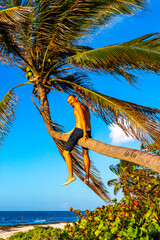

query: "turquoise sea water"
left=0, top=211, right=77, bottom=226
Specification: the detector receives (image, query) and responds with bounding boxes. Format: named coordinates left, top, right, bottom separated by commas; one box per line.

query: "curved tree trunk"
left=38, top=85, right=111, bottom=202
left=45, top=129, right=160, bottom=173
left=38, top=86, right=160, bottom=173
left=37, top=85, right=160, bottom=202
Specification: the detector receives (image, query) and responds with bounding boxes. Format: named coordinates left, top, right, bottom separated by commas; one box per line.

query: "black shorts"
left=64, top=127, right=91, bottom=152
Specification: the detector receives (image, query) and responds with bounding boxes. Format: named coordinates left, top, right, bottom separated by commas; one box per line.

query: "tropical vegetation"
left=108, top=162, right=160, bottom=200
left=2, top=147, right=160, bottom=239
left=0, top=0, right=160, bottom=201
left=107, top=143, right=160, bottom=198
left=64, top=152, right=160, bottom=239
left=65, top=196, right=160, bottom=240
left=5, top=196, right=160, bottom=240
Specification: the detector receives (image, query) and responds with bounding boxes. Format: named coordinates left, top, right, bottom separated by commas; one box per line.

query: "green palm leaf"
left=0, top=21, right=34, bottom=68
left=0, top=0, right=33, bottom=66
left=0, top=0, right=159, bottom=202
left=114, top=184, right=122, bottom=195
left=0, top=90, right=17, bottom=144
left=109, top=165, right=121, bottom=176
left=32, top=0, right=146, bottom=65
left=65, top=34, right=160, bottom=83
left=0, top=82, right=33, bottom=145
left=36, top=0, right=146, bottom=44
left=107, top=178, right=118, bottom=186
left=50, top=78, right=160, bottom=150
left=0, top=4, right=32, bottom=23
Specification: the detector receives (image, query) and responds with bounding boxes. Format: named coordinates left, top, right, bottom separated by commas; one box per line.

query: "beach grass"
left=0, top=222, right=70, bottom=239
left=6, top=226, right=70, bottom=240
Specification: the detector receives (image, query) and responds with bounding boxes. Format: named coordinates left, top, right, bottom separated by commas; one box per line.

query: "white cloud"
left=60, top=202, right=70, bottom=209
left=109, top=124, right=135, bottom=145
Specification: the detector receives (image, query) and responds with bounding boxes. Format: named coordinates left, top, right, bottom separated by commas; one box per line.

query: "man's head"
left=67, top=95, right=78, bottom=107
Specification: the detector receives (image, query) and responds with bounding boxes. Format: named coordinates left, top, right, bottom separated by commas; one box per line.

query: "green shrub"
left=65, top=198, right=160, bottom=240
left=6, top=193, right=160, bottom=239
left=7, top=226, right=71, bottom=240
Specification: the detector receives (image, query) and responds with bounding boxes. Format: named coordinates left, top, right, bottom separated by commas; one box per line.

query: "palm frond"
left=0, top=90, right=17, bottom=145
left=107, top=178, right=118, bottom=186
left=65, top=34, right=160, bottom=83
left=0, top=5, right=32, bottom=24
left=123, top=33, right=160, bottom=50
left=109, top=164, right=120, bottom=176
left=50, top=72, right=91, bottom=92
left=0, top=0, right=33, bottom=66
left=54, top=138, right=110, bottom=202
left=0, top=20, right=33, bottom=67
left=0, top=0, right=148, bottom=71
left=33, top=0, right=146, bottom=57
left=50, top=78, right=160, bottom=150
left=109, top=161, right=133, bottom=176
left=114, top=184, right=121, bottom=195
left=0, top=82, right=34, bottom=145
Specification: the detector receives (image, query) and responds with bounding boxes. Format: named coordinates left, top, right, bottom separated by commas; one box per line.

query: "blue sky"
left=0, top=0, right=160, bottom=211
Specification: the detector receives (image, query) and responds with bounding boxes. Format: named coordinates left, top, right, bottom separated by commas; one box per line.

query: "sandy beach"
left=0, top=222, right=71, bottom=239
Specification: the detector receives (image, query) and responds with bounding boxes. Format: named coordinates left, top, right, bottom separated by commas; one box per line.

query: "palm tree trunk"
left=38, top=86, right=160, bottom=174
left=38, top=85, right=111, bottom=202
left=48, top=131, right=160, bottom=173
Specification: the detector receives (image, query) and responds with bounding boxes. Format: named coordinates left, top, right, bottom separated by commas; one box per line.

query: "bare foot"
left=63, top=176, right=76, bottom=186
left=84, top=178, right=89, bottom=184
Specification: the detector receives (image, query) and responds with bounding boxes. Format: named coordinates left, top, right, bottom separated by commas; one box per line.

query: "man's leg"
left=83, top=148, right=90, bottom=184
left=63, top=150, right=76, bottom=185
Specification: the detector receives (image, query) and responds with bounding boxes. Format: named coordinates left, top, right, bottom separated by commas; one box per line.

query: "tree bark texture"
left=38, top=86, right=160, bottom=174
left=46, top=130, right=160, bottom=173
left=37, top=85, right=160, bottom=203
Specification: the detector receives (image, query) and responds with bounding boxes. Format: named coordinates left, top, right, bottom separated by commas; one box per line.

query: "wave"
left=33, top=220, right=47, bottom=223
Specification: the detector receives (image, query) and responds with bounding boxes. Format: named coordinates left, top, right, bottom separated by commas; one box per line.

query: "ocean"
left=0, top=211, right=77, bottom=226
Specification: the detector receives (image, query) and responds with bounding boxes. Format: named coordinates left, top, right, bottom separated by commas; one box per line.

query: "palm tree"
left=1, top=0, right=160, bottom=202
left=107, top=161, right=136, bottom=197
left=108, top=159, right=160, bottom=201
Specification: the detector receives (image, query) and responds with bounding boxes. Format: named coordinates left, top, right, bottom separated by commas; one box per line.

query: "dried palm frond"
left=31, top=89, right=110, bottom=202
left=0, top=90, right=17, bottom=145
left=54, top=138, right=110, bottom=202
left=50, top=78, right=160, bottom=150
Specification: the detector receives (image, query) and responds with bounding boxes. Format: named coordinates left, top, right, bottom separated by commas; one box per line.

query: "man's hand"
left=83, top=132, right=89, bottom=141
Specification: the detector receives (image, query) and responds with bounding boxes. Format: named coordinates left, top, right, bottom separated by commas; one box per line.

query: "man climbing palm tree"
left=1, top=0, right=160, bottom=201
left=63, top=95, right=91, bottom=186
